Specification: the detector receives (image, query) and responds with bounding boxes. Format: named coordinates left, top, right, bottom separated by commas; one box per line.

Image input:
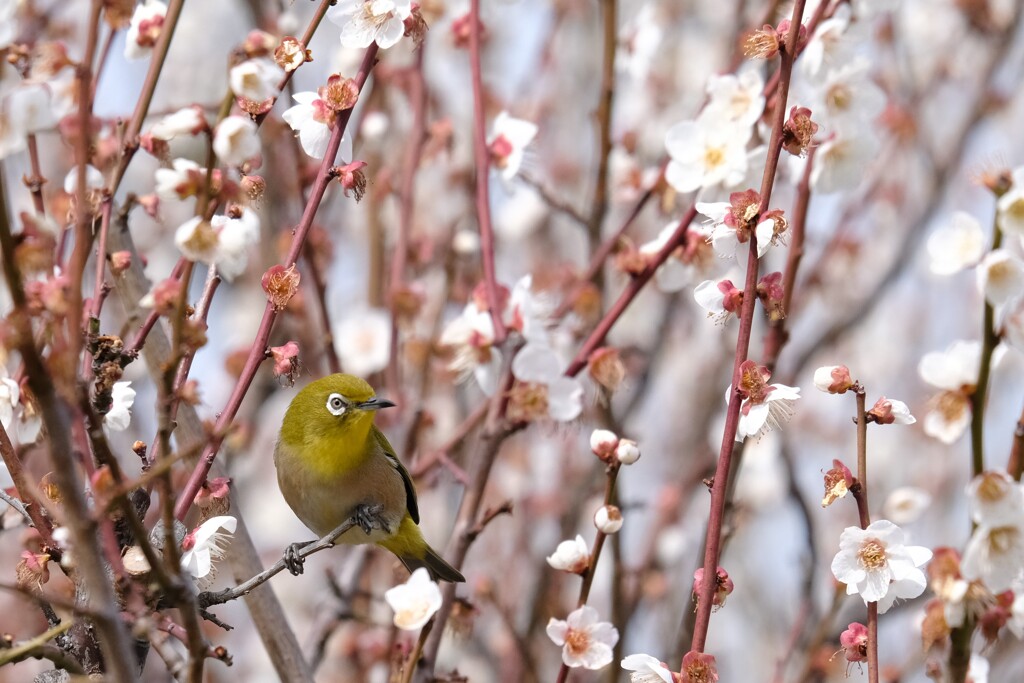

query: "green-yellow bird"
left=274, top=374, right=464, bottom=582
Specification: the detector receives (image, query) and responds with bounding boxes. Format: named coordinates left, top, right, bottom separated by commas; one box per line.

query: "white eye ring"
left=326, top=393, right=347, bottom=416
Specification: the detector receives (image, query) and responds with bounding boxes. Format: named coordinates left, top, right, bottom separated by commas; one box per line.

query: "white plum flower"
left=546, top=535, right=590, bottom=574
left=384, top=567, right=442, bottom=630
left=63, top=165, right=104, bottom=194
left=509, top=340, right=583, bottom=422
left=4, top=84, right=59, bottom=144
left=868, top=396, right=916, bottom=425
left=546, top=606, right=619, bottom=670
left=882, top=487, right=932, bottom=525
left=875, top=573, right=929, bottom=614
left=968, top=654, right=989, bottom=683
left=174, top=210, right=260, bottom=281
left=918, top=340, right=982, bottom=444
left=621, top=654, right=674, bottom=683
left=281, top=91, right=353, bottom=161
left=229, top=58, right=283, bottom=103
left=104, top=382, right=136, bottom=432
left=814, top=62, right=886, bottom=130
left=810, top=125, right=880, bottom=193
left=488, top=112, right=537, bottom=182
left=327, top=0, right=412, bottom=50
left=698, top=67, right=765, bottom=130
left=696, top=195, right=781, bottom=259
left=730, top=360, right=800, bottom=442
left=977, top=249, right=1024, bottom=307
left=927, top=211, right=985, bottom=275
left=694, top=278, right=743, bottom=325
left=831, top=519, right=932, bottom=607
left=665, top=118, right=748, bottom=193
left=639, top=223, right=716, bottom=292
left=799, top=4, right=854, bottom=79
left=124, top=0, right=167, bottom=61
left=997, top=166, right=1024, bottom=236
left=968, top=471, right=1024, bottom=527
left=213, top=116, right=261, bottom=166
left=439, top=303, right=501, bottom=394
left=149, top=106, right=206, bottom=140
left=961, top=472, right=1024, bottom=592
left=333, top=307, right=392, bottom=377
left=0, top=369, right=19, bottom=430
left=155, top=158, right=203, bottom=200
left=0, top=1, right=17, bottom=51
left=180, top=515, right=236, bottom=581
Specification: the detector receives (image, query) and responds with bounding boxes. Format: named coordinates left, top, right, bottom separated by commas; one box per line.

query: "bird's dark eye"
left=326, top=393, right=347, bottom=416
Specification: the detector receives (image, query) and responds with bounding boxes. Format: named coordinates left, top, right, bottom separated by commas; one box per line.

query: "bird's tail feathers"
left=398, top=546, right=465, bottom=583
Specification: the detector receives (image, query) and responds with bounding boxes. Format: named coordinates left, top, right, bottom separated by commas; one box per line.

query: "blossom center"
left=975, top=472, right=1009, bottom=504
left=395, top=599, right=432, bottom=629
left=1005, top=197, right=1024, bottom=221
left=826, top=83, right=852, bottom=112
left=738, top=362, right=772, bottom=404
left=936, top=390, right=969, bottom=422
left=857, top=539, right=887, bottom=569
left=564, top=628, right=591, bottom=658
left=703, top=145, right=725, bottom=170
left=987, top=526, right=1019, bottom=554
left=507, top=381, right=549, bottom=422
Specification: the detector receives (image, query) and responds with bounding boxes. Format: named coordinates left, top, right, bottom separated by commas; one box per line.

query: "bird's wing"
left=372, top=426, right=420, bottom=524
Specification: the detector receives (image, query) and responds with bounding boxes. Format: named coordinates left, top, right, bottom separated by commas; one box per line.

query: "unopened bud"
left=109, top=250, right=132, bottom=275
left=813, top=365, right=854, bottom=394
left=616, top=438, right=640, bottom=465
left=594, top=504, right=623, bottom=534
left=590, top=429, right=619, bottom=459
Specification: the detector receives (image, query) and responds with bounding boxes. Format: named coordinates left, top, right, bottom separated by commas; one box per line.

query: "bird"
left=274, top=373, right=465, bottom=582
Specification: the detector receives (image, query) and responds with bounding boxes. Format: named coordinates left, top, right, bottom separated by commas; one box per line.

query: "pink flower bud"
left=693, top=566, right=734, bottom=609
left=336, top=160, right=368, bottom=201
left=262, top=264, right=301, bottom=311
left=782, top=106, right=818, bottom=157
left=868, top=396, right=916, bottom=425
left=110, top=250, right=132, bottom=275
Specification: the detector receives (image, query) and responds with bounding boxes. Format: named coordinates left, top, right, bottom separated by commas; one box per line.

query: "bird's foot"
left=352, top=503, right=389, bottom=536
left=283, top=540, right=314, bottom=576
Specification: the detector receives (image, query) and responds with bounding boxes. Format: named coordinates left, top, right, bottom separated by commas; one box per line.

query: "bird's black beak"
left=357, top=397, right=396, bottom=411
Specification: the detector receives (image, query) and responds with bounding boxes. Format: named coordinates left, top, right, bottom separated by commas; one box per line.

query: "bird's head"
left=280, top=373, right=395, bottom=446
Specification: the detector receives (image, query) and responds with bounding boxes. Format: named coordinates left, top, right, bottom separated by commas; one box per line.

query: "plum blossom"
left=694, top=278, right=743, bottom=324
left=488, top=112, right=537, bottom=182
left=175, top=209, right=260, bottom=281
left=333, top=307, right=392, bottom=377
left=547, top=535, right=590, bottom=574
left=327, top=0, right=412, bottom=50
left=594, top=505, right=623, bottom=534
left=968, top=654, right=989, bottom=683
left=961, top=471, right=1024, bottom=592
left=104, top=382, right=136, bottom=432
left=508, top=340, right=583, bottom=423
left=814, top=62, right=886, bottom=130
left=665, top=118, right=748, bottom=193
left=63, top=165, right=105, bottom=194
left=0, top=84, right=59, bottom=159
left=155, top=158, right=206, bottom=200
left=927, top=211, right=985, bottom=275
left=213, top=116, right=261, bottom=166
left=799, top=4, right=855, bottom=79
left=229, top=58, right=283, bottom=103
left=384, top=567, right=442, bottom=630
left=918, top=340, right=983, bottom=444
left=977, top=249, right=1024, bottom=307
left=882, top=487, right=932, bottom=525
left=997, top=166, right=1024, bottom=236
left=621, top=654, right=674, bottom=683
left=839, top=622, right=868, bottom=663
left=697, top=190, right=785, bottom=259
left=698, top=67, right=765, bottom=130
left=831, top=519, right=932, bottom=609
left=730, top=360, right=800, bottom=442
left=281, top=91, right=354, bottom=161
left=639, top=223, right=716, bottom=292
left=680, top=651, right=718, bottom=682
left=810, top=126, right=880, bottom=193
left=149, top=106, right=206, bottom=141
left=125, top=0, right=166, bottom=61
left=867, top=396, right=916, bottom=425
left=0, top=369, right=19, bottom=430
left=439, top=302, right=501, bottom=394
left=546, top=606, right=619, bottom=670
left=180, top=515, right=236, bottom=583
